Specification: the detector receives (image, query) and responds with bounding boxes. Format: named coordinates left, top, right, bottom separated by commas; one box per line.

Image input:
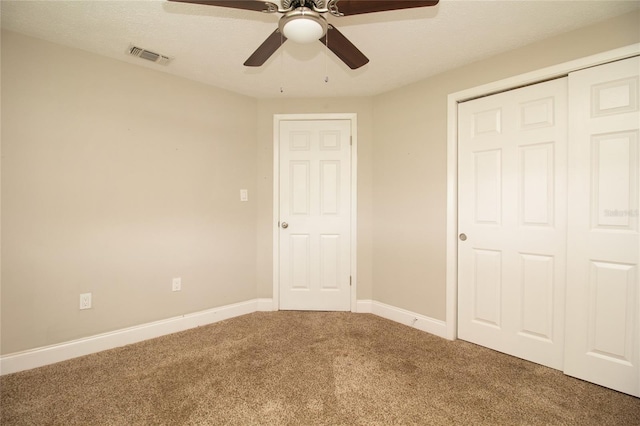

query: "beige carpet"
left=1, top=311, right=639, bottom=425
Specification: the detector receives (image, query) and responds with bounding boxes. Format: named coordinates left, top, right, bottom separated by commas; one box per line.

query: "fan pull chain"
left=324, top=27, right=329, bottom=83
left=280, top=31, right=285, bottom=94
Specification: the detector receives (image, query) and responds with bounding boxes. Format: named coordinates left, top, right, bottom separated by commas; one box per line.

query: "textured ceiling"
left=1, top=0, right=639, bottom=98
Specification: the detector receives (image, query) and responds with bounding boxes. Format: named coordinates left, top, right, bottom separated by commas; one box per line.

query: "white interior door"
left=278, top=119, right=352, bottom=311
left=458, top=78, right=568, bottom=369
left=564, top=56, right=640, bottom=397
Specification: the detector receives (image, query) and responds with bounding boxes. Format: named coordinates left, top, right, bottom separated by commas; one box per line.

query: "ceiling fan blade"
left=168, top=0, right=279, bottom=13
left=244, top=29, right=286, bottom=66
left=330, top=0, right=438, bottom=16
left=320, top=25, right=369, bottom=70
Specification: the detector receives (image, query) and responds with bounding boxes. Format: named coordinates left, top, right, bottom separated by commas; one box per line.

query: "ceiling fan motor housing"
left=282, top=0, right=327, bottom=10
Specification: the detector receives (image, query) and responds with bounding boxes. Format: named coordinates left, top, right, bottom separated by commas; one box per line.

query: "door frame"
left=445, top=44, right=640, bottom=340
left=272, top=113, right=358, bottom=312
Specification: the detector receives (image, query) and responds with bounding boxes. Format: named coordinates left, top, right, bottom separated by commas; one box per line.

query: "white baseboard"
left=1, top=297, right=447, bottom=375
left=256, top=298, right=275, bottom=311
left=0, top=299, right=273, bottom=376
left=355, top=299, right=373, bottom=313
left=357, top=299, right=448, bottom=339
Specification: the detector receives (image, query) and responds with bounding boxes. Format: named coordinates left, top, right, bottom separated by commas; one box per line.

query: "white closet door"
left=458, top=78, right=568, bottom=369
left=564, top=56, right=640, bottom=397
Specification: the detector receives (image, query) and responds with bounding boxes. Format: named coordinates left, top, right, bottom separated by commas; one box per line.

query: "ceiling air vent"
left=128, top=45, right=172, bottom=65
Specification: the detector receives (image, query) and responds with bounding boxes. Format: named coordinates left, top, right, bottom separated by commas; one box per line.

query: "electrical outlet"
left=79, top=293, right=92, bottom=310
left=172, top=277, right=181, bottom=292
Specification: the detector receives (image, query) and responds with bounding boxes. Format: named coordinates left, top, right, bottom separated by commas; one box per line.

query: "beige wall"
left=2, top=9, right=638, bottom=355
left=1, top=31, right=258, bottom=354
left=371, top=10, right=640, bottom=320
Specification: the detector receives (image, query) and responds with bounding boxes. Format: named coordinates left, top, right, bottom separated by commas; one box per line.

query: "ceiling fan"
left=169, top=0, right=439, bottom=69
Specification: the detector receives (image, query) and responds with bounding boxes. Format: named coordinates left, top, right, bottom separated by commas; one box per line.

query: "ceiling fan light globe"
left=278, top=7, right=328, bottom=44
left=283, top=19, right=324, bottom=44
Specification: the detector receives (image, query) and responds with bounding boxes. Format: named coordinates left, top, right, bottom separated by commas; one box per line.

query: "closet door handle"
left=459, top=233, right=467, bottom=241
left=281, top=222, right=289, bottom=229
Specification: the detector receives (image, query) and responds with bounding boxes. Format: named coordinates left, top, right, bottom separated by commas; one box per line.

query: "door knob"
left=459, top=233, right=467, bottom=241
left=281, top=222, right=288, bottom=229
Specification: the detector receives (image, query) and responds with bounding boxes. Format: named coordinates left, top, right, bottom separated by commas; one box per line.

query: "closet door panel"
left=565, top=56, right=640, bottom=397
left=458, top=78, right=568, bottom=370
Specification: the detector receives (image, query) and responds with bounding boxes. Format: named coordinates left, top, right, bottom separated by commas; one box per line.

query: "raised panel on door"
left=565, top=56, right=640, bottom=397
left=289, top=234, right=310, bottom=290
left=519, top=253, right=555, bottom=342
left=587, top=261, right=636, bottom=364
left=474, top=150, right=502, bottom=225
left=279, top=119, right=352, bottom=311
left=290, top=161, right=310, bottom=215
left=591, top=132, right=638, bottom=231
left=519, top=142, right=555, bottom=226
left=320, top=161, right=340, bottom=215
left=320, top=234, right=340, bottom=290
left=458, top=77, right=567, bottom=370
left=472, top=248, right=502, bottom=328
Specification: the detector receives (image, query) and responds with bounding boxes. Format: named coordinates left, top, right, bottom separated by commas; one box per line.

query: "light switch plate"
left=79, top=293, right=92, bottom=310
left=240, top=189, right=248, bottom=202
left=172, top=277, right=181, bottom=292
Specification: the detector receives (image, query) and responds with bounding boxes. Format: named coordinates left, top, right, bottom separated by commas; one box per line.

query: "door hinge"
left=350, top=276, right=352, bottom=286
left=350, top=136, right=352, bottom=146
